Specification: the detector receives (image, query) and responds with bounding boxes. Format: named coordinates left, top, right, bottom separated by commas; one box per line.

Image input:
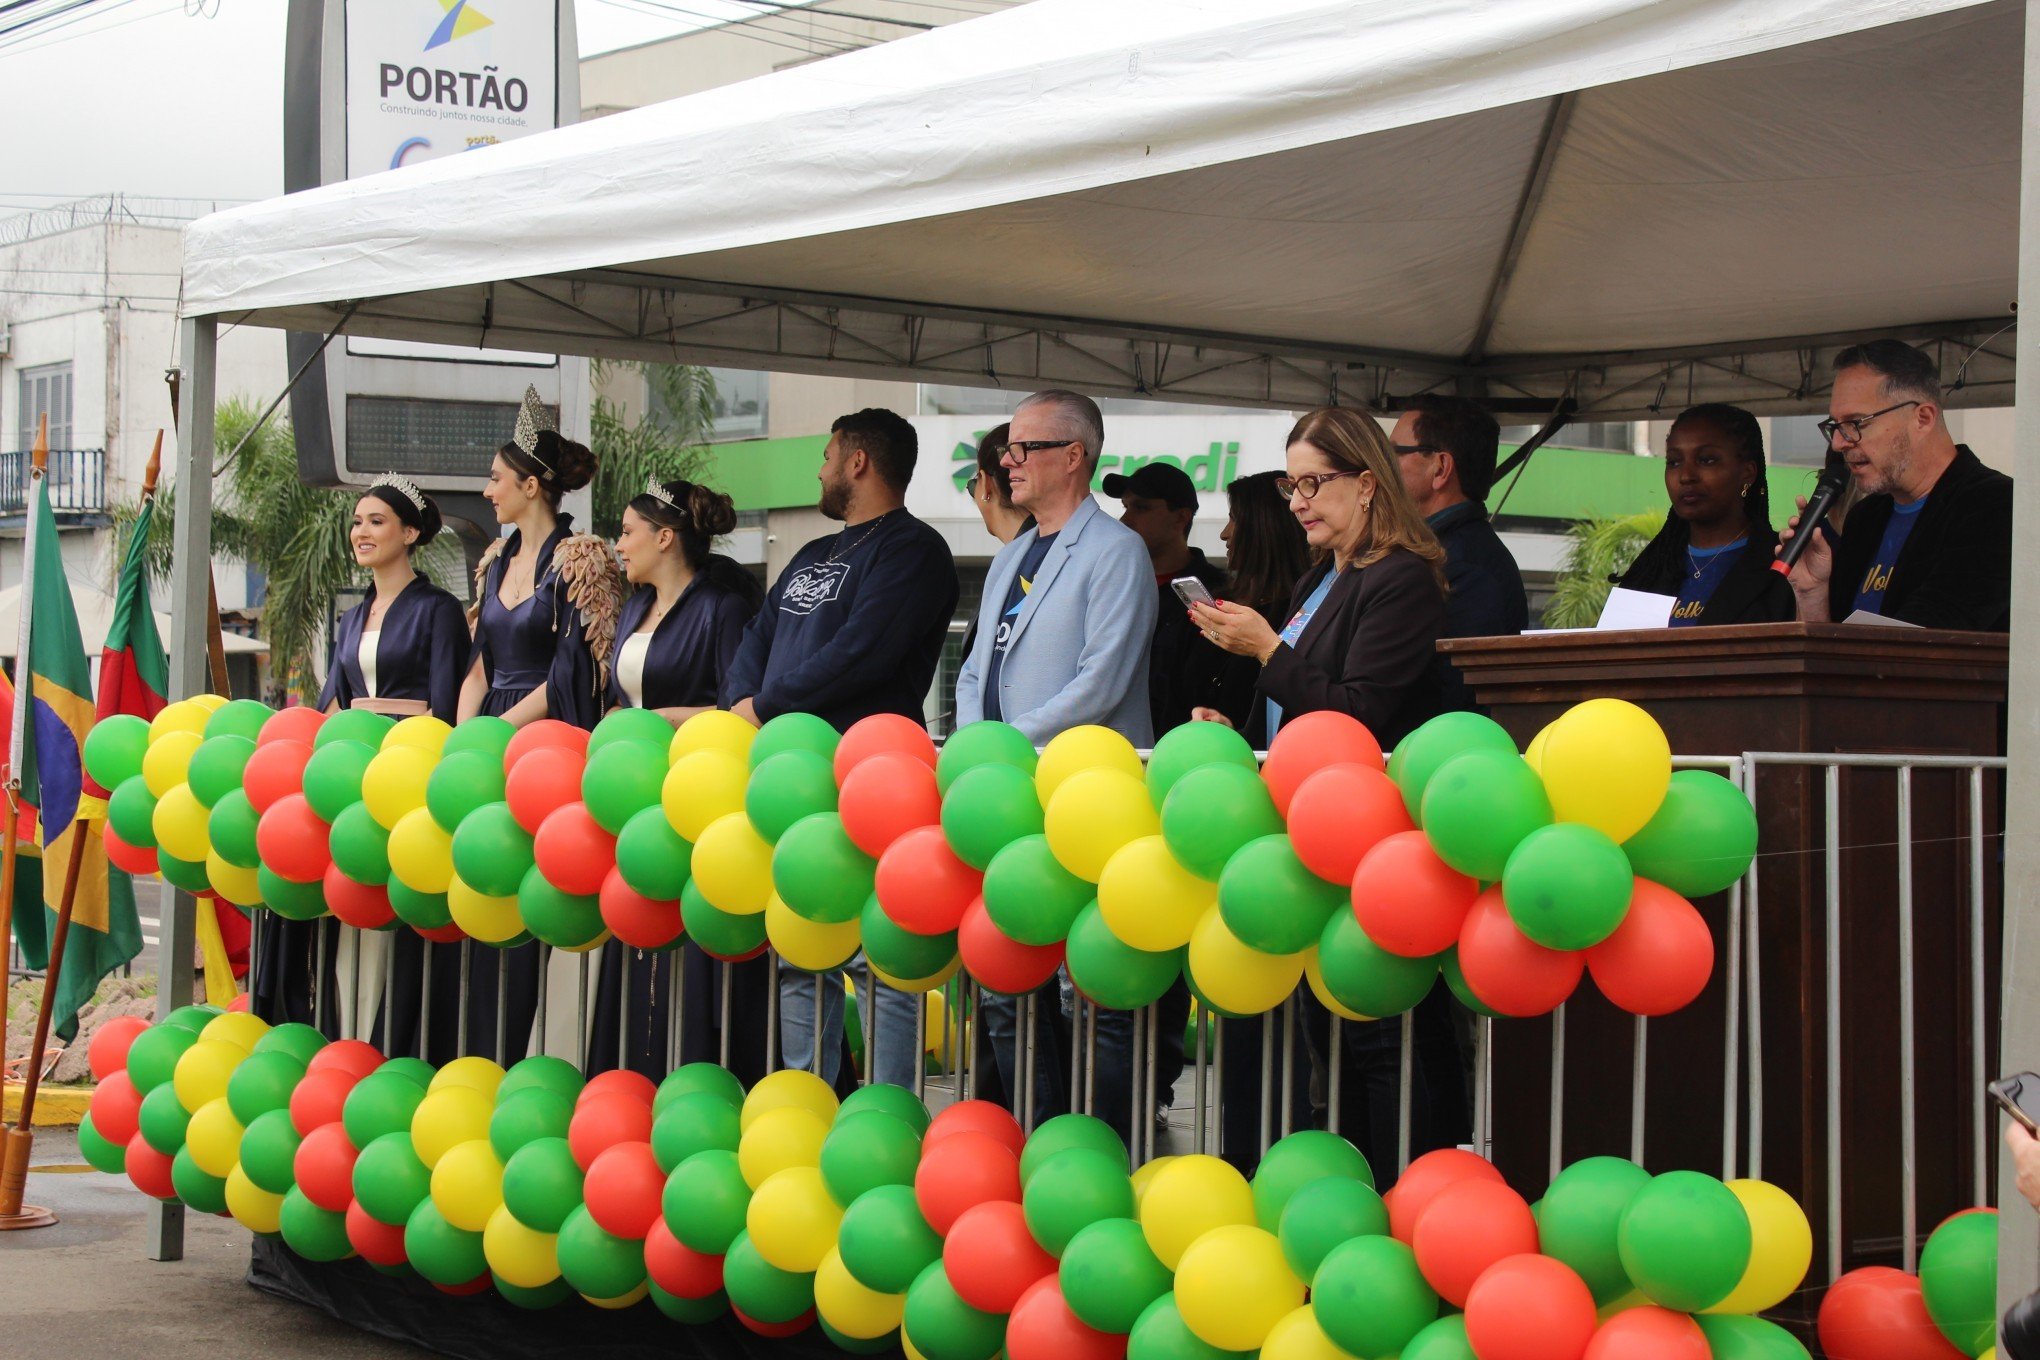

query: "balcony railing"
left=0, top=448, right=107, bottom=515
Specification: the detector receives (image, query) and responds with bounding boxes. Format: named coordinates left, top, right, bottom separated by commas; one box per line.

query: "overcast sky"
left=0, top=1, right=752, bottom=212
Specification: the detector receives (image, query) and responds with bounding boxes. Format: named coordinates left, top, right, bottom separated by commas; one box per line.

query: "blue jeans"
left=777, top=953, right=921, bottom=1089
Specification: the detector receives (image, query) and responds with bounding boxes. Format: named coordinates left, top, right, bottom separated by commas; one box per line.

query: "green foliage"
left=1541, top=511, right=1663, bottom=630
left=589, top=361, right=717, bottom=538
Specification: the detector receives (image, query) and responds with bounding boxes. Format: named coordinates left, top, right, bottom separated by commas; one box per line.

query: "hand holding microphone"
left=1772, top=464, right=1849, bottom=589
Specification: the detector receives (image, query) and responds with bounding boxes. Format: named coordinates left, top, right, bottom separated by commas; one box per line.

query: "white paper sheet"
left=1596, top=587, right=1677, bottom=630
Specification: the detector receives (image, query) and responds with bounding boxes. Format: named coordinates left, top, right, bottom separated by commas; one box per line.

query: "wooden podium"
left=1437, top=623, right=2006, bottom=1279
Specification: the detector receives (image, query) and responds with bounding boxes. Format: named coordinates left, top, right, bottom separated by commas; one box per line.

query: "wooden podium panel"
left=1438, top=624, right=2005, bottom=1279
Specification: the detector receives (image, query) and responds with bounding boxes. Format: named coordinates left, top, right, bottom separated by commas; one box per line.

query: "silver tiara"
left=511, top=384, right=558, bottom=473
left=643, top=476, right=680, bottom=512
left=370, top=473, right=426, bottom=514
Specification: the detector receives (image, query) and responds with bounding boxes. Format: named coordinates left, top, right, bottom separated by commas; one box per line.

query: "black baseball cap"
left=1101, top=462, right=1198, bottom=512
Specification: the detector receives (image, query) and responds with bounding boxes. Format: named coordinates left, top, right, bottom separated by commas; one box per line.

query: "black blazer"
left=1617, top=525, right=1794, bottom=626
left=1251, top=547, right=1447, bottom=749
left=1825, top=445, right=2012, bottom=632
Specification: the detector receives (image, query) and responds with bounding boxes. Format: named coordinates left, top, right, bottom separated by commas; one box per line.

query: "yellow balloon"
left=142, top=730, right=204, bottom=799
left=815, top=1244, right=905, bottom=1338
left=584, top=1283, right=649, bottom=1310
left=1139, top=1154, right=1254, bottom=1268
left=225, top=1162, right=284, bottom=1235
left=748, top=1165, right=845, bottom=1272
left=151, top=782, right=211, bottom=861
left=1131, top=1155, right=1176, bottom=1210
left=201, top=1010, right=271, bottom=1052
left=1303, top=948, right=1371, bottom=1023
left=431, top=1056, right=507, bottom=1101
left=671, top=708, right=758, bottom=764
left=188, top=693, right=230, bottom=713
left=558, top=927, right=613, bottom=955
left=432, top=1137, right=507, bottom=1232
left=1259, top=1304, right=1357, bottom=1360
left=1537, top=698, right=1671, bottom=843
left=903, top=1326, right=933, bottom=1360
left=739, top=1106, right=831, bottom=1189
left=384, top=714, right=452, bottom=757
left=362, top=744, right=437, bottom=830
left=1045, top=767, right=1160, bottom=883
left=1036, top=725, right=1143, bottom=802
left=663, top=750, right=750, bottom=842
left=1186, top=906, right=1306, bottom=1017
left=148, top=699, right=211, bottom=744
left=412, top=1085, right=493, bottom=1169
left=1174, top=1225, right=1307, bottom=1351
left=206, top=850, right=263, bottom=907
left=1098, top=835, right=1216, bottom=951
left=692, top=811, right=775, bottom=915
left=923, top=989, right=949, bottom=1058
left=388, top=806, right=455, bottom=894
left=1524, top=721, right=1556, bottom=777
left=185, top=1096, right=246, bottom=1178
left=742, top=1068, right=840, bottom=1132
left=872, top=956, right=960, bottom=995
left=1595, top=1289, right=1648, bottom=1323
left=484, top=1202, right=561, bottom=1287
left=1704, top=1179, right=1812, bottom=1315
left=173, top=1038, right=244, bottom=1110
left=767, top=894, right=861, bottom=973
left=448, top=875, right=526, bottom=944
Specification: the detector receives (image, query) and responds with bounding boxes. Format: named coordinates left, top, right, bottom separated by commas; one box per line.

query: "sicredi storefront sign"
left=345, top=0, right=558, bottom=180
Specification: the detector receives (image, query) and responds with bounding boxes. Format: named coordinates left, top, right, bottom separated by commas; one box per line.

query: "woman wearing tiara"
left=587, top=476, right=769, bottom=1079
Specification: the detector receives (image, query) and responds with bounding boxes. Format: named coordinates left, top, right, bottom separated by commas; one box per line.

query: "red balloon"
left=569, top=1091, right=654, bottom=1171
left=734, top=1306, right=814, bottom=1338
left=925, top=1099, right=1026, bottom=1158
left=1818, top=1266, right=1967, bottom=1360
left=875, top=825, right=983, bottom=935
left=1456, top=887, right=1584, bottom=1018
left=307, top=1039, right=386, bottom=1083
left=89, top=1015, right=151, bottom=1082
left=436, top=1273, right=493, bottom=1297
left=599, top=866, right=682, bottom=950
left=1288, top=764, right=1414, bottom=886
left=1006, top=1275, right=1128, bottom=1360
left=841, top=751, right=943, bottom=857
left=291, top=1067, right=360, bottom=1135
left=347, top=1199, right=409, bottom=1266
left=944, top=1200, right=1057, bottom=1313
left=1384, top=1148, right=1506, bottom=1243
left=1262, top=711, right=1384, bottom=816
left=295, top=1121, right=360, bottom=1213
left=1463, top=1254, right=1597, bottom=1360
left=1583, top=1307, right=1710, bottom=1360
left=914, top=1128, right=1022, bottom=1234
left=243, top=738, right=315, bottom=814
left=257, top=705, right=325, bottom=748
left=646, top=1218, right=725, bottom=1298
left=257, top=794, right=332, bottom=884
left=103, top=826, right=160, bottom=877
left=582, top=1069, right=658, bottom=1107
left=227, top=992, right=252, bottom=1013
left=506, top=746, right=588, bottom=835
left=835, top=713, right=939, bottom=783
left=90, top=1071, right=143, bottom=1146
left=126, top=1132, right=178, bottom=1199
left=505, top=718, right=590, bottom=770
left=532, top=801, right=617, bottom=897
left=958, top=897, right=1065, bottom=996
left=1411, top=1177, right=1541, bottom=1307
left=324, top=863, right=397, bottom=930
left=584, top=1140, right=664, bottom=1239
left=415, top=921, right=468, bottom=944
left=1352, top=830, right=1479, bottom=958
left=1587, top=879, right=1714, bottom=1017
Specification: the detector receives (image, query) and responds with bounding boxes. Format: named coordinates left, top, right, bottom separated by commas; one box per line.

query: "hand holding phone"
left=1171, top=576, right=1216, bottom=611
left=1990, top=1072, right=2040, bottom=1134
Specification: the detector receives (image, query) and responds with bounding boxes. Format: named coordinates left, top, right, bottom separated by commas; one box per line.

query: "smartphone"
left=1990, top=1072, right=2040, bottom=1134
left=1171, top=576, right=1216, bottom=610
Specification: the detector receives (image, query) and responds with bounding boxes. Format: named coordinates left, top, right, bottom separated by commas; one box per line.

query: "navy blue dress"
left=474, top=516, right=605, bottom=729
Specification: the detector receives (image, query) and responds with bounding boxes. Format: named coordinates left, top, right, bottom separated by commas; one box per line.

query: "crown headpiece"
left=369, top=473, right=427, bottom=514
left=511, top=384, right=558, bottom=471
left=644, top=476, right=681, bottom=512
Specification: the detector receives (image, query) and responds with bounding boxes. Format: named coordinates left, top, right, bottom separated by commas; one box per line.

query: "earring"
left=1360, top=498, right=1373, bottom=514
left=1739, top=484, right=1750, bottom=498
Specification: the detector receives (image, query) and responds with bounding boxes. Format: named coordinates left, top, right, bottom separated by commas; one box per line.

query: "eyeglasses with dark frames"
left=1274, top=470, right=1365, bottom=501
left=998, top=440, right=1078, bottom=464
left=1817, top=400, right=1919, bottom=447
left=1391, top=443, right=1441, bottom=456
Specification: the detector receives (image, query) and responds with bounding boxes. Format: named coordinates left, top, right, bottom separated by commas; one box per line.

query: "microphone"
left=1771, top=464, right=1849, bottom=576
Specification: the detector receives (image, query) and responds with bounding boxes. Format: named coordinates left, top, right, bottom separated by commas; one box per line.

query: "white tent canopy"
left=180, top=0, right=2019, bottom=419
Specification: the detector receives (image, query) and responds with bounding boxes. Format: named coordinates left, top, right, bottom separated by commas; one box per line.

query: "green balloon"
left=303, top=739, right=377, bottom=822
left=500, top=1276, right=576, bottom=1311
left=679, top=880, right=767, bottom=959
left=316, top=708, right=394, bottom=752
left=1691, top=1313, right=1812, bottom=1360
left=343, top=1070, right=426, bottom=1149
left=500, top=1053, right=586, bottom=1105
left=171, top=1146, right=229, bottom=1214
left=649, top=1282, right=728, bottom=1323
left=616, top=804, right=692, bottom=903
left=1400, top=1314, right=1477, bottom=1360
left=426, top=750, right=507, bottom=834
left=138, top=1081, right=194, bottom=1155
left=1309, top=1235, right=1438, bottom=1359
left=773, top=812, right=875, bottom=924
left=1533, top=1156, right=1648, bottom=1304
left=125, top=1023, right=198, bottom=1093
left=747, top=749, right=840, bottom=844
left=281, top=1186, right=355, bottom=1262
left=1065, top=902, right=1180, bottom=1010
left=935, top=721, right=1037, bottom=793
left=208, top=790, right=261, bottom=868
left=489, top=1086, right=573, bottom=1161
left=441, top=714, right=516, bottom=761
left=860, top=894, right=957, bottom=980
left=655, top=1061, right=744, bottom=1114
left=501, top=1136, right=583, bottom=1233
left=406, top=1199, right=487, bottom=1286
left=723, top=1229, right=814, bottom=1323
left=1128, top=1294, right=1253, bottom=1360
left=1615, top=1169, right=1751, bottom=1312
left=983, top=834, right=1093, bottom=947
left=558, top=1203, right=647, bottom=1299
left=819, top=1319, right=897, bottom=1353
left=238, top=1108, right=303, bottom=1194
left=1278, top=1177, right=1387, bottom=1280
left=1145, top=723, right=1257, bottom=809
left=1061, top=1217, right=1171, bottom=1332
left=838, top=1184, right=942, bottom=1295
left=204, top=698, right=274, bottom=744
left=1438, top=948, right=1503, bottom=1021
left=226, top=1051, right=306, bottom=1125
left=157, top=850, right=213, bottom=894
left=186, top=735, right=256, bottom=808
left=107, top=776, right=159, bottom=847
left=1019, top=1112, right=1125, bottom=1183
left=1501, top=822, right=1633, bottom=950
left=663, top=1148, right=751, bottom=1253
left=1218, top=834, right=1346, bottom=955
left=449, top=801, right=535, bottom=898
left=519, top=863, right=605, bottom=949
left=83, top=715, right=151, bottom=792
left=838, top=1080, right=931, bottom=1135
left=253, top=1021, right=328, bottom=1065
left=1316, top=908, right=1441, bottom=1019
left=1420, top=749, right=1552, bottom=881
left=163, top=1004, right=222, bottom=1034
left=1392, top=712, right=1519, bottom=820
left=820, top=1110, right=922, bottom=1205
left=585, top=739, right=668, bottom=836
left=77, top=1112, right=127, bottom=1175
left=589, top=706, right=674, bottom=756
left=903, top=1258, right=1004, bottom=1360
left=1021, top=1147, right=1135, bottom=1255
left=1252, top=1129, right=1373, bottom=1230
left=388, top=880, right=453, bottom=931
left=941, top=762, right=1044, bottom=871
left=380, top=1056, right=437, bottom=1087
left=652, top=1091, right=741, bottom=1174
left=328, top=801, right=392, bottom=884
left=260, top=866, right=329, bottom=921
left=1162, top=764, right=1284, bottom=881
left=1919, top=1209, right=1998, bottom=1356
left=750, top=711, right=839, bottom=770
left=1621, top=770, right=1758, bottom=898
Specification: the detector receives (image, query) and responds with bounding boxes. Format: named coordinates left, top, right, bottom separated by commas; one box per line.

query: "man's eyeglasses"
left=1817, top=400, right=1919, bottom=447
left=1391, top=443, right=1441, bottom=457
left=999, top=440, right=1077, bottom=463
left=1274, top=470, right=1364, bottom=500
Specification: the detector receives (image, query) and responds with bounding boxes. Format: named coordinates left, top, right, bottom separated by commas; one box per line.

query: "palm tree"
left=588, top=361, right=718, bottom=538
left=1542, top=511, right=1663, bottom=629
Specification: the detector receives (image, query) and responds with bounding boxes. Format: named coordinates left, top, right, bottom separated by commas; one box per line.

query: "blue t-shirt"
left=983, top=532, right=1057, bottom=721
left=1852, top=496, right=1928, bottom=616
left=1669, top=536, right=1747, bottom=628
left=1263, top=568, right=1340, bottom=739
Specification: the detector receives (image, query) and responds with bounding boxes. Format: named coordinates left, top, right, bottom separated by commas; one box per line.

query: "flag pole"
left=2, top=820, right=90, bottom=1219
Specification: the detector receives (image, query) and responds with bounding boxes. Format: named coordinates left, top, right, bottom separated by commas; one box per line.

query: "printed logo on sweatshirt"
left=779, top=561, right=852, bottom=615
